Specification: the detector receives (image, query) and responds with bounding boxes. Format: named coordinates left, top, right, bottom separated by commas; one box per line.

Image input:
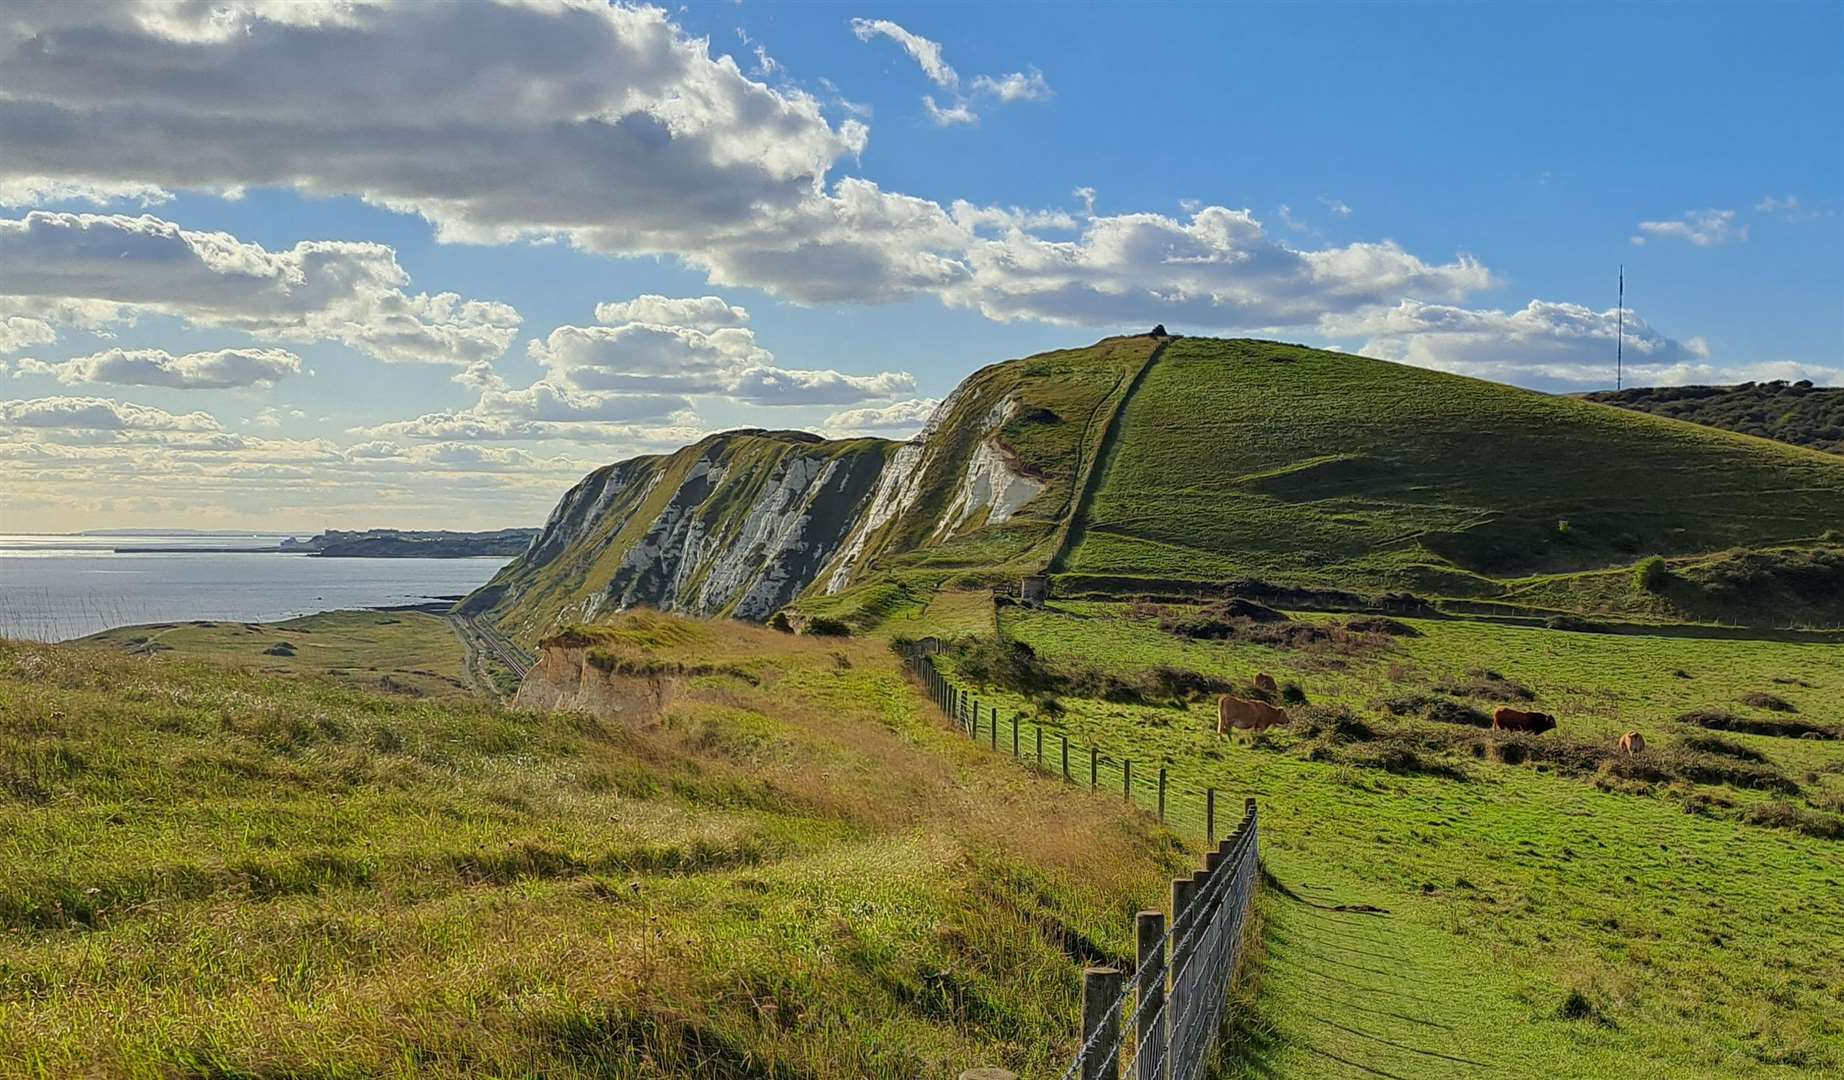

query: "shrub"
left=1677, top=734, right=1767, bottom=763
left=1744, top=802, right=1844, bottom=841
left=1434, top=668, right=1536, bottom=702
left=802, top=617, right=851, bottom=637
left=1740, top=692, right=1797, bottom=713
left=1677, top=709, right=1837, bottom=740
left=1633, top=556, right=1669, bottom=592
left=1280, top=681, right=1307, bottom=705
left=766, top=611, right=794, bottom=633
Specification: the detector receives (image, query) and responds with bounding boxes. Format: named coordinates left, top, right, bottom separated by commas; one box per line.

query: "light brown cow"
left=1219, top=694, right=1290, bottom=737
left=1491, top=706, right=1557, bottom=734
left=1252, top=672, right=1279, bottom=694
left=1619, top=731, right=1646, bottom=755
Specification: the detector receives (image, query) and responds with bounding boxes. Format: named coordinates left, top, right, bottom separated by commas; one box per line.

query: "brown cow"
left=1491, top=706, right=1557, bottom=734
left=1619, top=731, right=1646, bottom=755
left=1219, top=694, right=1290, bottom=737
left=1252, top=672, right=1279, bottom=694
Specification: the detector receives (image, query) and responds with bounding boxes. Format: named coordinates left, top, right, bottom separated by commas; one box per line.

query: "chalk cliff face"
left=464, top=336, right=1165, bottom=643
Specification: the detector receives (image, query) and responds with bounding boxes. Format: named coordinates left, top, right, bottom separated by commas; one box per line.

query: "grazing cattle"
left=1252, top=672, right=1279, bottom=694
left=1219, top=694, right=1290, bottom=737
left=1619, top=731, right=1646, bottom=755
left=1491, top=706, right=1557, bottom=734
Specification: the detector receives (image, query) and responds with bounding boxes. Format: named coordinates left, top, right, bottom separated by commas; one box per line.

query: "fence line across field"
left=907, top=642, right=1237, bottom=842
left=900, top=641, right=1261, bottom=1079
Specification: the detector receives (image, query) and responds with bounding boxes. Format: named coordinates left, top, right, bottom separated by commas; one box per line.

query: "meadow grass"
left=0, top=619, right=1187, bottom=1078
left=83, top=610, right=476, bottom=700
left=1066, top=339, right=1844, bottom=614
left=918, top=599, right=1844, bottom=1077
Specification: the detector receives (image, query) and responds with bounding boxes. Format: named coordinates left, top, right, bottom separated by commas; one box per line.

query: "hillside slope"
left=467, top=337, right=1844, bottom=639
left=1067, top=338, right=1844, bottom=597
left=1584, top=381, right=1844, bottom=455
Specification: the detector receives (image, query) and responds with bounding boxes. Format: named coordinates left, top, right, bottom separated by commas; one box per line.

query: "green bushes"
left=1634, top=555, right=1670, bottom=592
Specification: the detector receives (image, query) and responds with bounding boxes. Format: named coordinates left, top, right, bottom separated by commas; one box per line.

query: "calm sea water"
left=0, top=533, right=510, bottom=642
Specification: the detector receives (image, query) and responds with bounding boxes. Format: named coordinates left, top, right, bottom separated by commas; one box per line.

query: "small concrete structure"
left=1020, top=574, right=1050, bottom=607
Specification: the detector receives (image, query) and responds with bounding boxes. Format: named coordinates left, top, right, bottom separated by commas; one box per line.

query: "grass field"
left=916, top=598, right=1844, bottom=1077
left=1066, top=339, right=1844, bottom=608
left=83, top=609, right=478, bottom=699
left=0, top=616, right=1185, bottom=1078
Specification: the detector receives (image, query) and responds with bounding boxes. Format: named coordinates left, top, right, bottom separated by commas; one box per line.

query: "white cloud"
left=972, top=69, right=1052, bottom=104
left=1319, top=195, right=1352, bottom=217
left=1632, top=208, right=1747, bottom=247
left=0, top=4, right=1493, bottom=334
left=250, top=405, right=305, bottom=429
left=850, top=18, right=958, bottom=89
left=0, top=212, right=520, bottom=366
left=32, top=346, right=303, bottom=389
left=1325, top=298, right=1712, bottom=386
left=0, top=176, right=172, bottom=208
left=0, top=315, right=56, bottom=353
left=531, top=307, right=916, bottom=404
left=824, top=398, right=940, bottom=436
left=949, top=206, right=1491, bottom=328
left=1754, top=194, right=1832, bottom=224
left=593, top=294, right=749, bottom=330
left=0, top=395, right=223, bottom=432
left=923, top=95, right=979, bottom=127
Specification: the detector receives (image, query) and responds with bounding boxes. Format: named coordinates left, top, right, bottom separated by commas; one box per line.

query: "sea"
left=0, top=533, right=511, bottom=642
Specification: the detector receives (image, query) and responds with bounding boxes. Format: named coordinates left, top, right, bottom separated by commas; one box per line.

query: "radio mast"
left=1616, top=265, right=1624, bottom=391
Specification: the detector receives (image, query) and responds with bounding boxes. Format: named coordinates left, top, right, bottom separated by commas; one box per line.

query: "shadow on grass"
left=1214, top=865, right=1493, bottom=1079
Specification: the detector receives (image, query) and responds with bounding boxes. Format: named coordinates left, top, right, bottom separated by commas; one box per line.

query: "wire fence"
left=900, top=640, right=1260, bottom=1079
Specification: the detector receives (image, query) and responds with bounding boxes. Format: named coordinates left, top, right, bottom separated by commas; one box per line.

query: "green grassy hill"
left=475, top=336, right=1844, bottom=636
left=1061, top=338, right=1844, bottom=612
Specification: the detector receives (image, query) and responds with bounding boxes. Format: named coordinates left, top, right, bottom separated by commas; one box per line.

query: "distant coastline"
left=112, top=527, right=538, bottom=558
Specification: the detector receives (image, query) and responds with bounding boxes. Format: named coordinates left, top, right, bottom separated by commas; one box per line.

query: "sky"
left=0, top=0, right=1839, bottom=534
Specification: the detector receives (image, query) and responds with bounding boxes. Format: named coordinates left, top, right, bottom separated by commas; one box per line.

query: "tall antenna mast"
left=1616, top=264, right=1624, bottom=391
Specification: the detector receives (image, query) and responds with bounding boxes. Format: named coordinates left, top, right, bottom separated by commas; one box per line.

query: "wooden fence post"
left=989, top=704, right=998, bottom=752
left=1206, top=788, right=1216, bottom=845
left=1090, top=746, right=1098, bottom=791
left=1135, top=911, right=1166, bottom=1080
left=1165, top=876, right=1195, bottom=1078
left=1157, top=768, right=1166, bottom=823
left=1061, top=734, right=1070, bottom=781
left=1035, top=725, right=1043, bottom=769
left=1012, top=714, right=1020, bottom=758
left=1081, top=967, right=1123, bottom=1080
left=1123, top=758, right=1132, bottom=803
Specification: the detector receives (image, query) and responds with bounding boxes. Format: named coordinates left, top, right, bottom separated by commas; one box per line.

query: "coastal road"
left=449, top=613, right=534, bottom=684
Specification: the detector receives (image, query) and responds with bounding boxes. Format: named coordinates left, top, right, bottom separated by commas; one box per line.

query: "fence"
left=900, top=641, right=1260, bottom=1079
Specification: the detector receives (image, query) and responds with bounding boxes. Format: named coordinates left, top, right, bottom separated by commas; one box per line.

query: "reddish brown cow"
left=1252, top=672, right=1279, bottom=694
left=1219, top=695, right=1290, bottom=737
left=1491, top=706, right=1557, bottom=734
left=1619, top=731, right=1646, bottom=755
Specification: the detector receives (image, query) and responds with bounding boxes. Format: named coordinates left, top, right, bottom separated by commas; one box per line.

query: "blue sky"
left=0, top=1, right=1838, bottom=531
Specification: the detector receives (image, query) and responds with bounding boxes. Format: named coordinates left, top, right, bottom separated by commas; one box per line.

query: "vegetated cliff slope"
left=466, top=336, right=1844, bottom=640
left=1582, top=381, right=1844, bottom=456
left=468, top=336, right=1160, bottom=641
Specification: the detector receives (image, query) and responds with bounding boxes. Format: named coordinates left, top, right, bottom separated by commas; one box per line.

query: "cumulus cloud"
left=532, top=306, right=916, bottom=404
left=950, top=206, right=1491, bottom=328
left=972, top=69, right=1052, bottom=104
left=1325, top=299, right=1714, bottom=386
left=31, top=346, right=303, bottom=389
left=850, top=18, right=958, bottom=89
left=0, top=176, right=172, bottom=208
left=593, top=294, right=749, bottom=330
left=923, top=96, right=979, bottom=127
left=0, top=4, right=1493, bottom=333
left=0, top=212, right=520, bottom=365
left=0, top=315, right=56, bottom=353
left=824, top=398, right=940, bottom=435
left=0, top=395, right=223, bottom=432
left=1632, top=208, right=1747, bottom=247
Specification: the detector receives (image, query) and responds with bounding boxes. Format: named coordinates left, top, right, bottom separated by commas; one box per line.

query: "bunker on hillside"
left=1020, top=574, right=1050, bottom=607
